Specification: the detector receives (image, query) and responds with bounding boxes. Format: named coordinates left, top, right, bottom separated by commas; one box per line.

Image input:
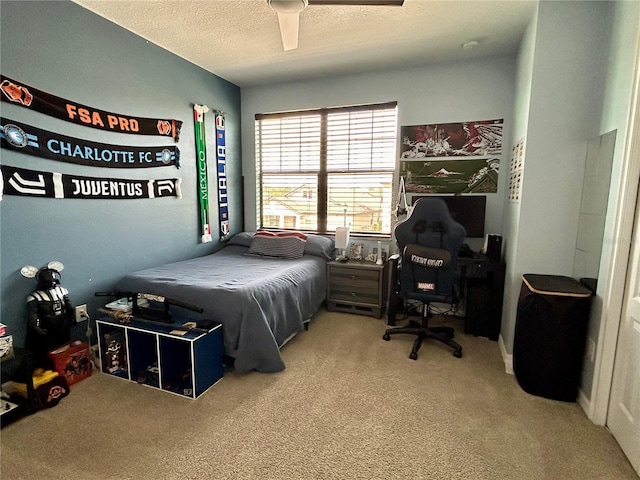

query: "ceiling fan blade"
left=307, top=0, right=404, bottom=5
left=276, top=11, right=300, bottom=51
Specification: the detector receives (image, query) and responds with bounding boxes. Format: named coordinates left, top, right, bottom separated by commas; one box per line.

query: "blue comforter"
left=117, top=245, right=327, bottom=373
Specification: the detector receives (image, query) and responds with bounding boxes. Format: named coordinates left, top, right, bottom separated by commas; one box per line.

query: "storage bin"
left=48, top=340, right=92, bottom=386
left=513, top=274, right=593, bottom=402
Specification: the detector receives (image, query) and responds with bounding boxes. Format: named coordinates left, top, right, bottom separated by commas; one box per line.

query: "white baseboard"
left=499, top=334, right=514, bottom=375
left=577, top=387, right=591, bottom=415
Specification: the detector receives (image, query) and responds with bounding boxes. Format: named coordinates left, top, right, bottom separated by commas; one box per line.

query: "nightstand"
left=326, top=261, right=388, bottom=318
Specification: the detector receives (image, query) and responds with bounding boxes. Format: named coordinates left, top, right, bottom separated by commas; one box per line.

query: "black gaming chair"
left=383, top=197, right=466, bottom=359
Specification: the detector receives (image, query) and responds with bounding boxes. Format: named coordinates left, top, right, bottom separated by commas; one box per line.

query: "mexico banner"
left=0, top=165, right=181, bottom=200
left=1, top=118, right=180, bottom=168
left=214, top=113, right=230, bottom=241
left=0, top=75, right=182, bottom=141
left=193, top=104, right=212, bottom=243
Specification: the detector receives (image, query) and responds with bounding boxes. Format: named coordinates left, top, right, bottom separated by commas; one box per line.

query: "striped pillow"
left=247, top=231, right=308, bottom=259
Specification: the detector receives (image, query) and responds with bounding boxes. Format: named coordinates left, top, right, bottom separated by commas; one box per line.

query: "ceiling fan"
left=268, top=0, right=405, bottom=51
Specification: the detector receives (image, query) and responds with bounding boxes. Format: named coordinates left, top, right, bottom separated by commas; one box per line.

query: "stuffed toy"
left=21, top=261, right=73, bottom=365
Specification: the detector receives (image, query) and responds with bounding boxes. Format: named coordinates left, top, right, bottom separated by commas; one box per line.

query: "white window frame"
left=255, top=102, right=398, bottom=235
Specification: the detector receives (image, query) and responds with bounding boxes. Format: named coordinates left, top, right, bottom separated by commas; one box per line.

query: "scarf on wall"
left=1, top=165, right=181, bottom=200
left=1, top=118, right=180, bottom=169
left=1, top=75, right=182, bottom=141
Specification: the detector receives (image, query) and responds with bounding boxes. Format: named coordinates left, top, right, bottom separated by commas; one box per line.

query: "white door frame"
left=589, top=38, right=640, bottom=426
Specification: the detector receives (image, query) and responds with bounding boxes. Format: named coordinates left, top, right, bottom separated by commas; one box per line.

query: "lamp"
left=335, top=207, right=350, bottom=261
left=335, top=226, right=350, bottom=261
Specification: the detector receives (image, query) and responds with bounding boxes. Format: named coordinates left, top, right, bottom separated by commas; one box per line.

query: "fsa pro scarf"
left=1, top=75, right=182, bottom=141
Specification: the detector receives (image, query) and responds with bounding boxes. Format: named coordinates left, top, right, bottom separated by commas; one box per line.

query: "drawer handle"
left=348, top=275, right=356, bottom=279
left=350, top=292, right=357, bottom=297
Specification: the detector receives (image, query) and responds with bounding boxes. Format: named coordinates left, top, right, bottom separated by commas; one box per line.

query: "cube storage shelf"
left=96, top=316, right=223, bottom=399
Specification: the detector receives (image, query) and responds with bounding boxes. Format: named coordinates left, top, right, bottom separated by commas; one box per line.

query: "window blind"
left=256, top=102, right=397, bottom=235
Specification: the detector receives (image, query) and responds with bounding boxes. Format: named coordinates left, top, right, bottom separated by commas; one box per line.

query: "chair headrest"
left=411, top=219, right=445, bottom=234
left=403, top=244, right=451, bottom=269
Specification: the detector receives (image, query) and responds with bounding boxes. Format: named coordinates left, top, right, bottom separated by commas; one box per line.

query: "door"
left=607, top=186, right=640, bottom=476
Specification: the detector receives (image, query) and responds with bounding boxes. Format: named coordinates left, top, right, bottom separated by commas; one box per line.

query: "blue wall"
left=0, top=1, right=242, bottom=345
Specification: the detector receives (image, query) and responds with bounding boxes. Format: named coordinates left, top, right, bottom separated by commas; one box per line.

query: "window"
left=255, top=102, right=397, bottom=235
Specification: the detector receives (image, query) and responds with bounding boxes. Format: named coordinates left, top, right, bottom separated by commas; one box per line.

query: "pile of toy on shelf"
left=3, top=262, right=93, bottom=417
left=0, top=322, right=22, bottom=418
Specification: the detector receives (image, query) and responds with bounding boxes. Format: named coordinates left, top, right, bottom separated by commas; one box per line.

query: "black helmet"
left=37, top=268, right=61, bottom=289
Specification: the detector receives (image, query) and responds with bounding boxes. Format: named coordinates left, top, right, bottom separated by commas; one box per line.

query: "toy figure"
left=106, top=339, right=123, bottom=373
left=21, top=261, right=73, bottom=365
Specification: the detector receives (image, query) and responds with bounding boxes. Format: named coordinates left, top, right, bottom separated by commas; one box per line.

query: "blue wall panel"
left=0, top=1, right=242, bottom=345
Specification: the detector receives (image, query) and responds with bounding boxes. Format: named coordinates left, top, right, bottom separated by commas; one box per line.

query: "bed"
left=116, top=232, right=333, bottom=373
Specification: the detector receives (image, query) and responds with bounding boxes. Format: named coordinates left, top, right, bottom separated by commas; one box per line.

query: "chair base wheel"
left=382, top=333, right=390, bottom=341
left=453, top=350, right=462, bottom=358
left=409, top=351, right=418, bottom=360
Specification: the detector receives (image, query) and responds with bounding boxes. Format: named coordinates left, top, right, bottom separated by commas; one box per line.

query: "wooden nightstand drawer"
left=326, top=261, right=388, bottom=318
left=330, top=286, right=380, bottom=304
left=330, top=267, right=380, bottom=283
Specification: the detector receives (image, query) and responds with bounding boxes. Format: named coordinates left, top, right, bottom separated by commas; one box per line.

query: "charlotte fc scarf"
left=0, top=75, right=182, bottom=141
left=1, top=118, right=180, bottom=168
left=215, top=113, right=230, bottom=241
left=1, top=165, right=181, bottom=200
left=193, top=104, right=212, bottom=243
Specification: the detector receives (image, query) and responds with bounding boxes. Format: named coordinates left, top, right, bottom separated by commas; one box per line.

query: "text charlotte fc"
left=47, top=139, right=162, bottom=163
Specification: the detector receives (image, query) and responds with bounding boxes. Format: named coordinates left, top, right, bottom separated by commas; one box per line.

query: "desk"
left=458, top=254, right=505, bottom=341
left=386, top=252, right=505, bottom=341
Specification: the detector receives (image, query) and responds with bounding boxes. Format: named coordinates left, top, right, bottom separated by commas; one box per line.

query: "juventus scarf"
left=1, top=165, right=181, bottom=200
left=194, top=104, right=212, bottom=243
left=1, top=119, right=180, bottom=168
left=215, top=113, right=230, bottom=241
left=1, top=75, right=182, bottom=141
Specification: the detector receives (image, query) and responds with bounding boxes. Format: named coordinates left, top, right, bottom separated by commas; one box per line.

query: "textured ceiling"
left=72, top=0, right=536, bottom=87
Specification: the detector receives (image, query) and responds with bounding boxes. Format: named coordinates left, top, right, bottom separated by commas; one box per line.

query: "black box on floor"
left=513, top=274, right=593, bottom=402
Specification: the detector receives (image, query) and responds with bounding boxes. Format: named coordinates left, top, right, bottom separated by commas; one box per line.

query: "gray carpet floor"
left=1, top=308, right=637, bottom=480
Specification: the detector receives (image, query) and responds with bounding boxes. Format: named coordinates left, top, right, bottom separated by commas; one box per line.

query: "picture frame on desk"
left=349, top=243, right=364, bottom=260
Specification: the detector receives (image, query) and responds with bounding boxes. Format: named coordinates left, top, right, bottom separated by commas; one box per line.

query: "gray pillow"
left=304, top=234, right=334, bottom=260
left=247, top=232, right=307, bottom=259
left=229, top=231, right=334, bottom=259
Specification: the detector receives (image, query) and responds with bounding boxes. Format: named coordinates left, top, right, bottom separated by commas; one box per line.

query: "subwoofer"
left=486, top=234, right=502, bottom=262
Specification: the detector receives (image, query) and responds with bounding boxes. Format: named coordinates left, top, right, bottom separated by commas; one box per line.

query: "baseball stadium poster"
left=400, top=158, right=500, bottom=194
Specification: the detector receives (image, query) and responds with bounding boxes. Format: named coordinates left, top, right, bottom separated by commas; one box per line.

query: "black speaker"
left=486, top=234, right=502, bottom=262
